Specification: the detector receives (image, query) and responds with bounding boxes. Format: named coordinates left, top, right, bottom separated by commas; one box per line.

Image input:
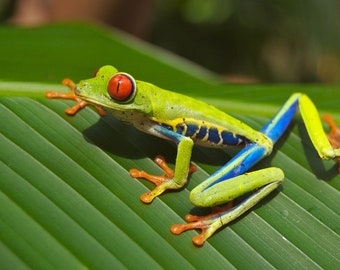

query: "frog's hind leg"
left=171, top=144, right=284, bottom=246
left=172, top=94, right=301, bottom=246
left=171, top=166, right=283, bottom=246
left=172, top=93, right=340, bottom=246
left=322, top=114, right=340, bottom=172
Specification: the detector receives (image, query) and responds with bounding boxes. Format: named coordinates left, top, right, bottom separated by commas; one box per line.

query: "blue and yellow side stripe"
left=157, top=118, right=246, bottom=147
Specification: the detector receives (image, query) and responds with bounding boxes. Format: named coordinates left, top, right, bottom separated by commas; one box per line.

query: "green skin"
left=48, top=65, right=340, bottom=246
left=77, top=65, right=275, bottom=200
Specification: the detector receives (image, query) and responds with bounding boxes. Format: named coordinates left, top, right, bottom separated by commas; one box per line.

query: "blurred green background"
left=1, top=2, right=340, bottom=268
left=1, top=0, right=340, bottom=83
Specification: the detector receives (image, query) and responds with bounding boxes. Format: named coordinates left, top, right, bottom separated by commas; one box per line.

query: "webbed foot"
left=322, top=114, right=340, bottom=172
left=129, top=156, right=197, bottom=203
left=45, top=78, right=105, bottom=116
left=170, top=203, right=233, bottom=246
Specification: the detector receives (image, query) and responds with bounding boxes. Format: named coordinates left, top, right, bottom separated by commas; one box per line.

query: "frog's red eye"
left=107, top=73, right=136, bottom=102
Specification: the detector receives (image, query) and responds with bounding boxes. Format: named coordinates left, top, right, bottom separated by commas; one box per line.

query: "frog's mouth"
left=74, top=86, right=81, bottom=96
left=75, top=86, right=95, bottom=103
left=75, top=87, right=110, bottom=110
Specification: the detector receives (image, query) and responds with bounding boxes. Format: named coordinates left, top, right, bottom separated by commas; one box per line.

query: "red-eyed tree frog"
left=46, top=65, right=340, bottom=246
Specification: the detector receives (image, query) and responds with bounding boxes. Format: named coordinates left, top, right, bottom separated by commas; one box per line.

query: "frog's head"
left=75, top=65, right=152, bottom=115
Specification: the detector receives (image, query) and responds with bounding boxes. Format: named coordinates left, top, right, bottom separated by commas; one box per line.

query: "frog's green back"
left=138, top=80, right=259, bottom=140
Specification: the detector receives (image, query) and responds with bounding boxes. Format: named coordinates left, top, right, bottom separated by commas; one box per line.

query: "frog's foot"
left=129, top=155, right=197, bottom=203
left=322, top=114, right=340, bottom=172
left=170, top=203, right=233, bottom=246
left=45, top=78, right=105, bottom=116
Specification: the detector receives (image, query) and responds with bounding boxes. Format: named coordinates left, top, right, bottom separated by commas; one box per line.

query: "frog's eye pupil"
left=107, top=73, right=136, bottom=102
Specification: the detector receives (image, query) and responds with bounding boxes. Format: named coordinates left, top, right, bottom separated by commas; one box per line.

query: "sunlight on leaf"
left=0, top=24, right=339, bottom=269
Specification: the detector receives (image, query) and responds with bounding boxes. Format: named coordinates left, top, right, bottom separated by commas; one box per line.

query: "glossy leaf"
left=0, top=24, right=339, bottom=269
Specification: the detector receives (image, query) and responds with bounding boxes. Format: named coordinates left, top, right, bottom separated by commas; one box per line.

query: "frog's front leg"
left=46, top=79, right=106, bottom=116
left=130, top=125, right=197, bottom=203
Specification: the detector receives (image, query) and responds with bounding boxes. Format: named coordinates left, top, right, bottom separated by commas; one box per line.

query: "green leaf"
left=1, top=24, right=339, bottom=269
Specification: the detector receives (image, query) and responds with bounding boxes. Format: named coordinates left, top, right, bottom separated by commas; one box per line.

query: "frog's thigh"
left=190, top=167, right=284, bottom=207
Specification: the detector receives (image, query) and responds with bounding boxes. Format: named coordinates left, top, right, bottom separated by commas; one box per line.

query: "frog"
left=46, top=65, right=340, bottom=246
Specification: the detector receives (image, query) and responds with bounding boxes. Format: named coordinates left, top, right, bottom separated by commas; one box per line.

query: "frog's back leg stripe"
left=201, top=143, right=269, bottom=191
left=260, top=93, right=300, bottom=143
left=198, top=94, right=302, bottom=191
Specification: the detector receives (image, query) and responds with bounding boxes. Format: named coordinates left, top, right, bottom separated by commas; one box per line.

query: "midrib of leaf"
left=1, top=92, right=338, bottom=268
left=1, top=24, right=339, bottom=270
